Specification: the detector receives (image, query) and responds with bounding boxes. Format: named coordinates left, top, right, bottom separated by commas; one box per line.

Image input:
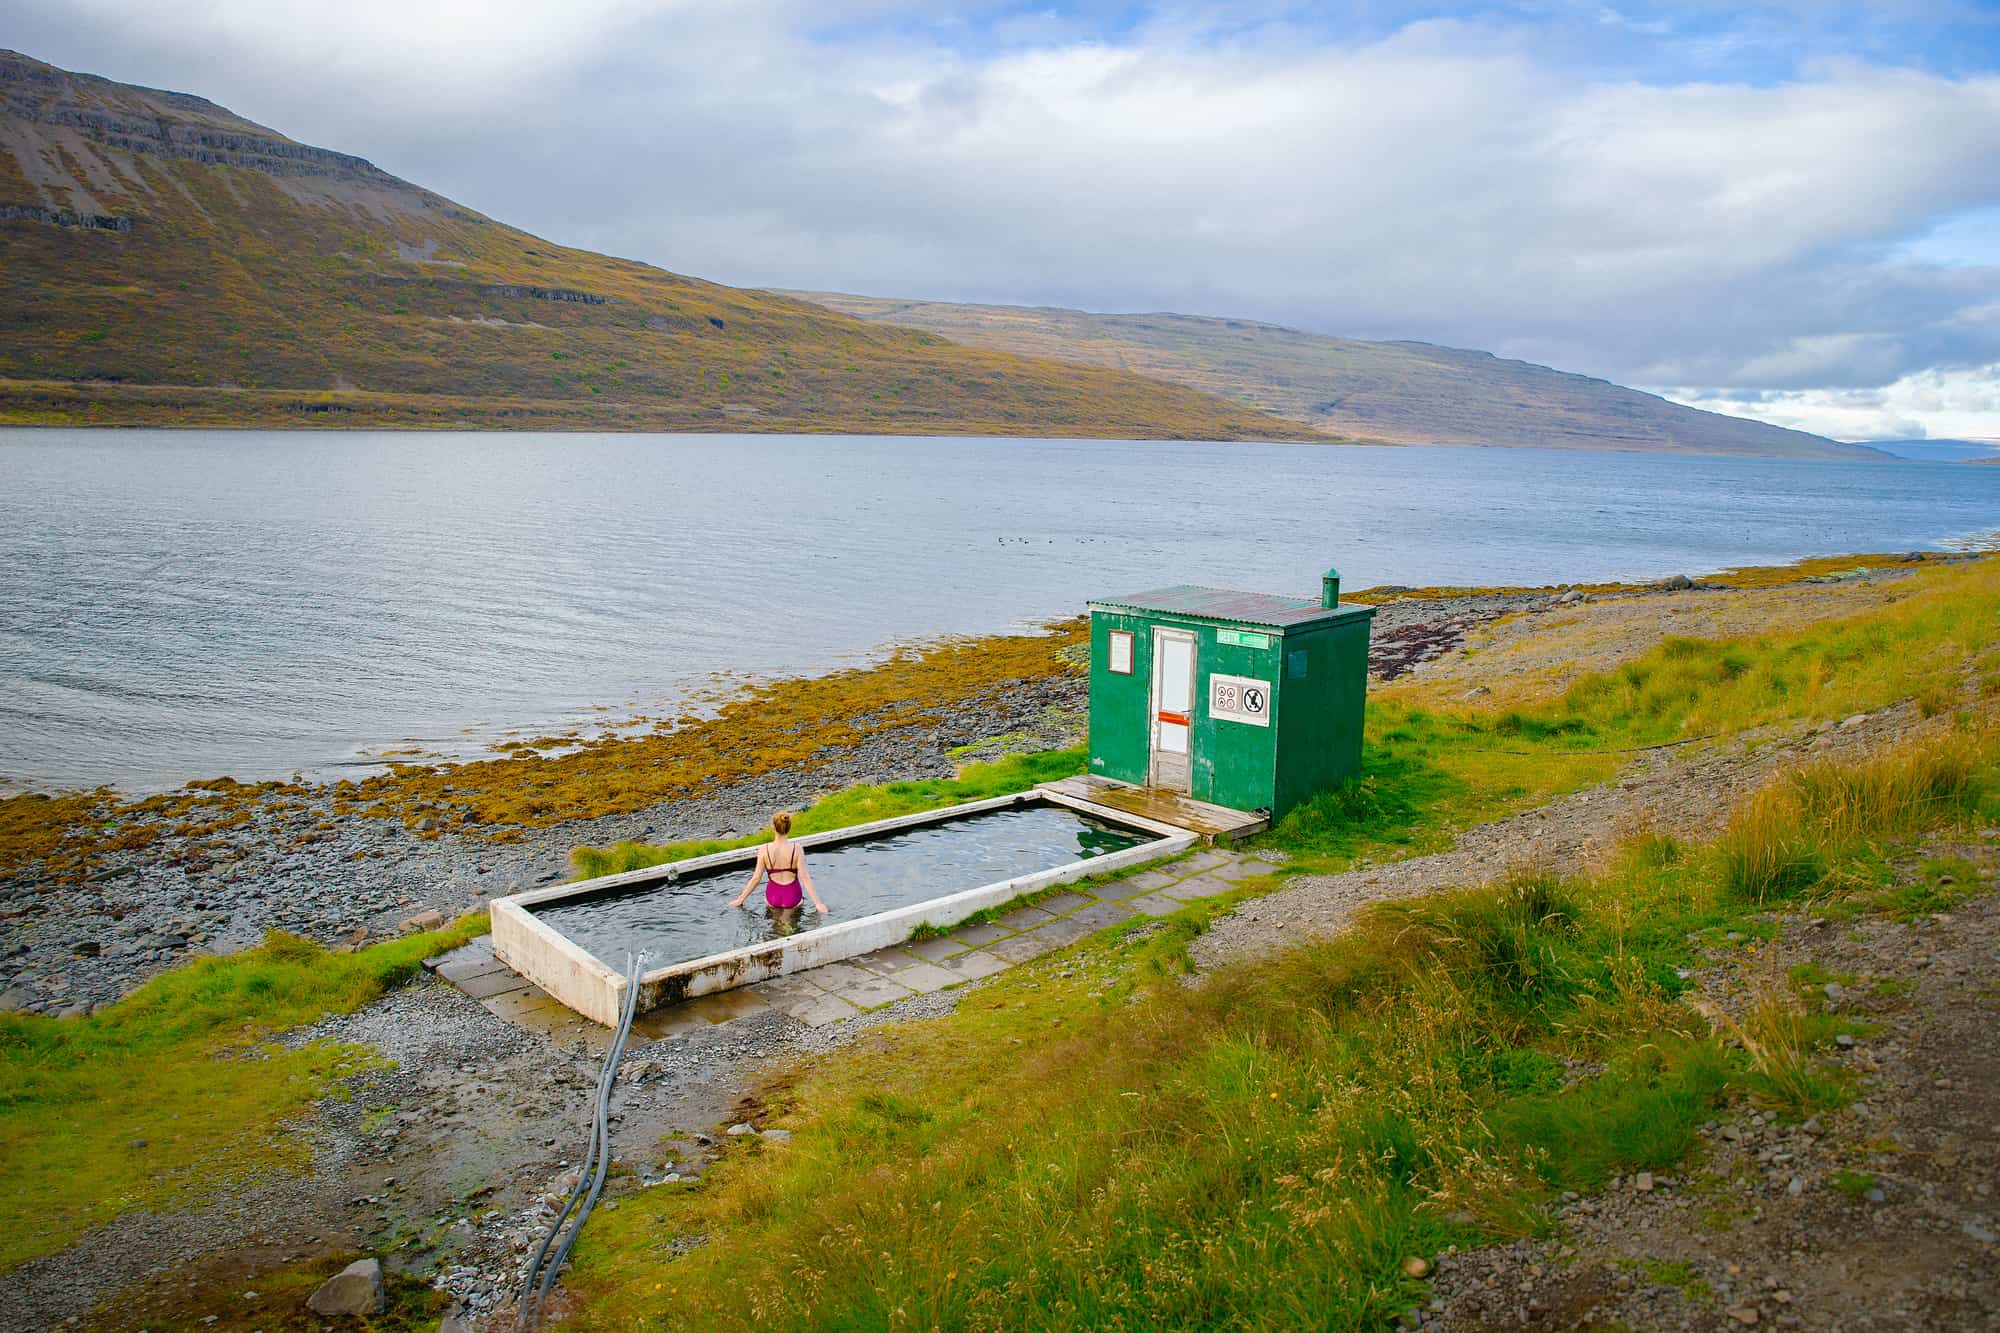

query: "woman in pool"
left=728, top=812, right=827, bottom=915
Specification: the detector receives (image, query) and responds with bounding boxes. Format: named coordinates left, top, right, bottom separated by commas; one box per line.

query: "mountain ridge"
left=783, top=292, right=1887, bottom=461
left=0, top=50, right=1313, bottom=441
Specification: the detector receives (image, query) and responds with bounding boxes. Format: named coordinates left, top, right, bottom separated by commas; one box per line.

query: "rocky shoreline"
left=0, top=589, right=1558, bottom=1019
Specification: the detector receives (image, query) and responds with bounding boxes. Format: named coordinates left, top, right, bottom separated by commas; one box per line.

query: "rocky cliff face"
left=0, top=48, right=385, bottom=186
left=0, top=48, right=451, bottom=226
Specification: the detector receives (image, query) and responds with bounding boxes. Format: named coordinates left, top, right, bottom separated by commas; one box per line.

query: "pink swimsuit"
left=765, top=843, right=803, bottom=909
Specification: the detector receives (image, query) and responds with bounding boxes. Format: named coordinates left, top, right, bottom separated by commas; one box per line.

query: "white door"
left=1150, top=628, right=1195, bottom=792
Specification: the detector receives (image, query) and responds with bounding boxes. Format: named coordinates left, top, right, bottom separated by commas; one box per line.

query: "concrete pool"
left=491, top=790, right=1198, bottom=1024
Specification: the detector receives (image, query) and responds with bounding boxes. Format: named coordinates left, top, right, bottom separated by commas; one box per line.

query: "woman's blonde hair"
left=771, top=811, right=792, bottom=834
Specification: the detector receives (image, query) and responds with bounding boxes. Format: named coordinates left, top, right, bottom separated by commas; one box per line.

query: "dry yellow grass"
left=1400, top=558, right=1973, bottom=707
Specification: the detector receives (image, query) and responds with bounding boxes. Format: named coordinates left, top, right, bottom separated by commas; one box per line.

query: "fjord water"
left=3, top=429, right=1995, bottom=792
left=531, top=803, right=1155, bottom=963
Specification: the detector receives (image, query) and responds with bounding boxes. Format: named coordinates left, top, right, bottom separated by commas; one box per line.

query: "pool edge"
left=491, top=793, right=1197, bottom=1025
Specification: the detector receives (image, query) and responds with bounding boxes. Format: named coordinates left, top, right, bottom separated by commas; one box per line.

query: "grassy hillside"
left=0, top=51, right=1311, bottom=441
left=788, top=291, right=1886, bottom=460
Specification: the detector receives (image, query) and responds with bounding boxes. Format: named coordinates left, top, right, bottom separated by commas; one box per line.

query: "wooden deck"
left=1038, top=774, right=1268, bottom=842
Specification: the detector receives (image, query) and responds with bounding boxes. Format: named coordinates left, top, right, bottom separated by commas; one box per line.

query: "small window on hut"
left=1108, top=630, right=1134, bottom=675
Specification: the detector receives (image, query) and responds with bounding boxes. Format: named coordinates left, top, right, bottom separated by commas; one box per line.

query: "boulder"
left=307, top=1258, right=385, bottom=1316
left=1654, top=573, right=1695, bottom=591
left=399, top=909, right=445, bottom=933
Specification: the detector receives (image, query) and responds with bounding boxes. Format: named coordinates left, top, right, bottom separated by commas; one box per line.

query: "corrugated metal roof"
left=1088, top=584, right=1373, bottom=629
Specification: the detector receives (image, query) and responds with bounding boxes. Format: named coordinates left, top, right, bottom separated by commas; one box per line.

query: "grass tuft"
left=1717, top=732, right=1986, bottom=904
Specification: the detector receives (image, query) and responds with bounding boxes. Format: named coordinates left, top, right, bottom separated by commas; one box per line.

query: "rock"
left=1838, top=713, right=1869, bottom=730
left=1965, top=1221, right=1996, bottom=1244
left=1727, top=1307, right=1759, bottom=1325
left=725, top=1122, right=756, bottom=1136
left=399, top=909, right=445, bottom=933
left=1823, top=981, right=1844, bottom=1001
left=1864, top=1186, right=1886, bottom=1203
left=1634, top=1172, right=1654, bottom=1192
left=1835, top=1034, right=1856, bottom=1048
left=1654, top=574, right=1694, bottom=591
left=1402, top=1255, right=1432, bottom=1279
left=307, top=1258, right=385, bottom=1316
left=761, top=1128, right=793, bottom=1143
left=1786, top=1177, right=1804, bottom=1196
left=72, top=940, right=101, bottom=957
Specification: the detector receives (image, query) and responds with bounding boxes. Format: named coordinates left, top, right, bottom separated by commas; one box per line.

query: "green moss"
left=0, top=913, right=485, bottom=1268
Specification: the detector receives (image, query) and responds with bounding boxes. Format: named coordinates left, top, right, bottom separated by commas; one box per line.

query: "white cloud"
left=1668, top=363, right=2000, bottom=440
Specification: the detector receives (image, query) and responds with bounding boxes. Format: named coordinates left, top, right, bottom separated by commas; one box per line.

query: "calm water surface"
left=3, top=429, right=1996, bottom=790
left=530, top=803, right=1154, bottom=963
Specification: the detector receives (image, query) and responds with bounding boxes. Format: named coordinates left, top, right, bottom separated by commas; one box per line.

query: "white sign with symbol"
left=1210, top=673, right=1272, bottom=727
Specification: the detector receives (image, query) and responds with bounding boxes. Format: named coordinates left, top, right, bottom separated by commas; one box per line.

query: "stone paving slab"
left=1180, top=848, right=1235, bottom=873
left=481, top=987, right=561, bottom=1022
left=952, top=922, right=1009, bottom=947
left=436, top=954, right=510, bottom=985
left=996, top=905, right=1057, bottom=931
left=1067, top=900, right=1136, bottom=930
left=985, top=930, right=1062, bottom=963
left=1123, top=892, right=1185, bottom=917
left=802, top=962, right=876, bottom=992
left=748, top=972, right=832, bottom=1002
left=1114, top=867, right=1191, bottom=895
left=939, top=949, right=1011, bottom=981
left=781, top=990, right=861, bottom=1027
left=888, top=960, right=959, bottom=994
left=826, top=973, right=915, bottom=1010
left=849, top=946, right=920, bottom=976
left=1035, top=891, right=1094, bottom=916
left=1093, top=876, right=1159, bottom=902
left=1034, top=915, right=1098, bottom=947
left=455, top=968, right=535, bottom=1001
left=1208, top=858, right=1269, bottom=882
left=906, top=936, right=969, bottom=964
left=1163, top=875, right=1238, bottom=902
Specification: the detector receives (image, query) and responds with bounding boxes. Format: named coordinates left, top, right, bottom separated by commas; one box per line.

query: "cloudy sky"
left=10, top=0, right=2000, bottom=440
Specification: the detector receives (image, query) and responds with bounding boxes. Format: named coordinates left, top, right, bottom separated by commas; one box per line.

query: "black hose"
left=517, top=951, right=644, bottom=1331
left=536, top=968, right=642, bottom=1303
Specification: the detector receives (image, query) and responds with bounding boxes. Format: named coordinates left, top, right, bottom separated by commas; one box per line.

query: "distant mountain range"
left=0, top=49, right=1895, bottom=459
left=786, top=294, right=1889, bottom=461
left=0, top=50, right=1304, bottom=441
left=1860, top=438, right=2000, bottom=463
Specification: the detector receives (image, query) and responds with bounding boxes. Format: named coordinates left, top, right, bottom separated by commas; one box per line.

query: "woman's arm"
left=798, top=854, right=827, bottom=913
left=728, top=850, right=765, bottom=908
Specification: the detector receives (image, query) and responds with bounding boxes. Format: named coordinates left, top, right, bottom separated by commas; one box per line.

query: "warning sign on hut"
left=1210, top=673, right=1272, bottom=727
